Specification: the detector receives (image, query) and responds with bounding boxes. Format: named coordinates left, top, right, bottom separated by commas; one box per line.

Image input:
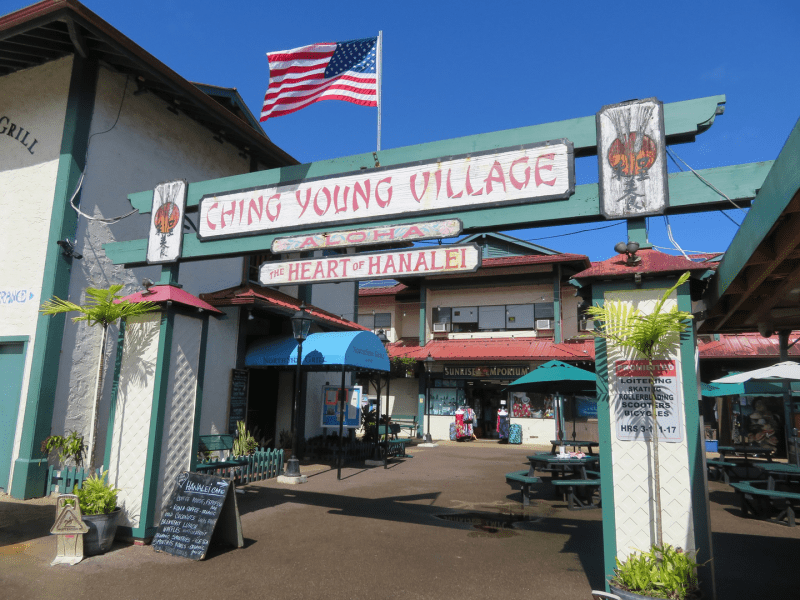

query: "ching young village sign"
left=198, top=141, right=574, bottom=240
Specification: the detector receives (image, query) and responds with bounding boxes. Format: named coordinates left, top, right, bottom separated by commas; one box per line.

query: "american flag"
left=260, top=37, right=378, bottom=121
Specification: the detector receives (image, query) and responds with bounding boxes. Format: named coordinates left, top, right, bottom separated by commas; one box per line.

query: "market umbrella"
left=505, top=360, right=596, bottom=441
left=712, top=361, right=800, bottom=384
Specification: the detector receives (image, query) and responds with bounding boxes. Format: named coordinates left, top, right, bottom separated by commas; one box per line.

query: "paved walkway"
left=1, top=443, right=798, bottom=599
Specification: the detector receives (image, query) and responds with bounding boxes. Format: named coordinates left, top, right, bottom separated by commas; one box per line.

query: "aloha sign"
left=199, top=140, right=574, bottom=240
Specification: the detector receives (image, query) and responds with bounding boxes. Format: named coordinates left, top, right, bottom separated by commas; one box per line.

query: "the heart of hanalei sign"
left=260, top=244, right=481, bottom=285
left=199, top=141, right=574, bottom=240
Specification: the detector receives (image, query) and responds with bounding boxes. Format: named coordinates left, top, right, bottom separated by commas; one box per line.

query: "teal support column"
left=418, top=284, right=427, bottom=437
left=136, top=308, right=174, bottom=538
left=626, top=217, right=652, bottom=249
left=592, top=284, right=618, bottom=588
left=678, top=283, right=715, bottom=600
left=158, top=263, right=180, bottom=286
left=11, top=56, right=99, bottom=498
left=189, top=315, right=211, bottom=472
left=553, top=264, right=562, bottom=343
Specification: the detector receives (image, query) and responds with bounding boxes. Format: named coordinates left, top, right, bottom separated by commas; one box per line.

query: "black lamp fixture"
left=57, top=239, right=82, bottom=259
left=615, top=240, right=641, bottom=266
left=286, top=302, right=313, bottom=478
left=376, top=328, right=389, bottom=346
left=423, top=352, right=435, bottom=443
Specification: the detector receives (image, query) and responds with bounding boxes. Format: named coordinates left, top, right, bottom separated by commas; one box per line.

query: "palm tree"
left=584, top=271, right=693, bottom=547
left=41, top=285, right=157, bottom=468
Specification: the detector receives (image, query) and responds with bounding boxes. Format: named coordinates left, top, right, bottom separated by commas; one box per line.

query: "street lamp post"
left=424, top=352, right=434, bottom=443
left=286, top=302, right=312, bottom=478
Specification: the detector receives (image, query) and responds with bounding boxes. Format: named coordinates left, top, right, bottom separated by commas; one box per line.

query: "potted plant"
left=232, top=420, right=258, bottom=457
left=609, top=544, right=701, bottom=600
left=73, top=470, right=121, bottom=556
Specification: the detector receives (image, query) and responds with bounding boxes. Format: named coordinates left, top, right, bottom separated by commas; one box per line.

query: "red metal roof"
left=199, top=284, right=368, bottom=331
left=698, top=332, right=800, bottom=359
left=120, top=285, right=222, bottom=314
left=360, top=283, right=408, bottom=296
left=387, top=337, right=595, bottom=362
left=572, top=248, right=712, bottom=280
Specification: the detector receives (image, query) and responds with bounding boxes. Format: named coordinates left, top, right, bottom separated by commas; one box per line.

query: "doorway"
left=0, top=339, right=27, bottom=490
left=247, top=368, right=280, bottom=448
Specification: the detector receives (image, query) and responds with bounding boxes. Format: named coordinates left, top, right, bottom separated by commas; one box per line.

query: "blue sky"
left=10, top=0, right=798, bottom=260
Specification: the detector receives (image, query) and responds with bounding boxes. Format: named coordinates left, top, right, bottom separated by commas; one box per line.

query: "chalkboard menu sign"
left=152, top=472, right=243, bottom=560
left=228, top=369, right=248, bottom=434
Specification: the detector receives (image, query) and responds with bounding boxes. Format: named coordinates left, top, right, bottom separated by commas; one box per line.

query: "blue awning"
left=245, top=331, right=389, bottom=373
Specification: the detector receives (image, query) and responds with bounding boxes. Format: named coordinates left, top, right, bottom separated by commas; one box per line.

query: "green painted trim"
left=189, top=315, right=210, bottom=472
left=553, top=265, right=562, bottom=343
left=0, top=336, right=30, bottom=343
left=127, top=95, right=725, bottom=215
left=103, top=321, right=127, bottom=471
left=106, top=161, right=770, bottom=267
left=135, top=309, right=173, bottom=538
left=419, top=285, right=427, bottom=347
left=710, top=117, right=800, bottom=305
left=677, top=285, right=715, bottom=599
left=11, top=55, right=98, bottom=499
left=459, top=231, right=559, bottom=256
left=626, top=218, right=651, bottom=249
left=591, top=283, right=617, bottom=587
left=157, top=263, right=180, bottom=285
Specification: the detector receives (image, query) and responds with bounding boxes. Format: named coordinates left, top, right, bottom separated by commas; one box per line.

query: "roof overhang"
left=0, top=0, right=297, bottom=168
left=701, top=117, right=800, bottom=335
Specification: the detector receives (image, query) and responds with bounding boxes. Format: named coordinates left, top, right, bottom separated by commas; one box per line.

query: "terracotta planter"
left=82, top=508, right=122, bottom=555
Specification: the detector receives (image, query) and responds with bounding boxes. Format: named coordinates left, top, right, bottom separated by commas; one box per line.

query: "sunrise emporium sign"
left=260, top=244, right=481, bottom=285
left=199, top=141, right=574, bottom=240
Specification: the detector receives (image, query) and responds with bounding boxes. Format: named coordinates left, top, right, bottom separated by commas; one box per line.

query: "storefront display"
left=429, top=386, right=465, bottom=415
left=510, top=392, right=554, bottom=419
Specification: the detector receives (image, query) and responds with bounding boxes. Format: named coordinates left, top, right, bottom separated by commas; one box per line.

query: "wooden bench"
left=707, top=459, right=737, bottom=484
left=389, top=414, right=418, bottom=438
left=195, top=434, right=249, bottom=473
left=730, top=480, right=800, bottom=527
left=550, top=471, right=602, bottom=510
left=505, top=470, right=541, bottom=506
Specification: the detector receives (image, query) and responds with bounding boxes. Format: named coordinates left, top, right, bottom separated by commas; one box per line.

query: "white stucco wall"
left=51, top=66, right=253, bottom=467
left=0, top=56, right=73, bottom=488
left=197, top=307, right=240, bottom=436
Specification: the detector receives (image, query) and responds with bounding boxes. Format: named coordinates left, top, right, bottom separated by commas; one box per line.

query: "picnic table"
left=718, top=445, right=774, bottom=463
left=527, top=453, right=601, bottom=509
left=527, top=452, right=600, bottom=479
left=752, top=462, right=800, bottom=490
left=550, top=439, right=599, bottom=455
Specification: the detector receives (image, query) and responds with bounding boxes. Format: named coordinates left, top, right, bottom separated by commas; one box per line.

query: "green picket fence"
left=46, top=465, right=102, bottom=495
left=197, top=447, right=284, bottom=484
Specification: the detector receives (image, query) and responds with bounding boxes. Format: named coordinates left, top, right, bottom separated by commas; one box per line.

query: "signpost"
left=152, top=472, right=243, bottom=560
left=271, top=218, right=462, bottom=253
left=199, top=141, right=574, bottom=240
left=613, top=359, right=684, bottom=443
left=259, top=243, right=481, bottom=285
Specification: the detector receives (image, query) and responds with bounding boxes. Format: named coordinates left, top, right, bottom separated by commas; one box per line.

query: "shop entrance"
left=465, top=381, right=506, bottom=439
left=247, top=368, right=280, bottom=448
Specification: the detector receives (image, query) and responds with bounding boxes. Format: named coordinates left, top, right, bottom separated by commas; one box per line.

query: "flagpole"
left=376, top=30, right=382, bottom=152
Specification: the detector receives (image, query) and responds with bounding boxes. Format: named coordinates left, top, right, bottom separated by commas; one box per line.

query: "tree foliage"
left=40, top=284, right=156, bottom=327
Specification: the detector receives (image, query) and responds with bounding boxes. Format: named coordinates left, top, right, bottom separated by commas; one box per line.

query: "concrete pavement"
left=1, top=442, right=798, bottom=599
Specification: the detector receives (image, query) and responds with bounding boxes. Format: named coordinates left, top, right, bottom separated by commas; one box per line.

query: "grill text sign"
left=200, top=141, right=574, bottom=239
left=260, top=244, right=481, bottom=285
left=613, top=360, right=683, bottom=442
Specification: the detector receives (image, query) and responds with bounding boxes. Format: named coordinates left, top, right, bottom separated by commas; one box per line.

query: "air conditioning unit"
left=535, top=319, right=553, bottom=330
left=579, top=319, right=595, bottom=331
left=433, top=322, right=450, bottom=333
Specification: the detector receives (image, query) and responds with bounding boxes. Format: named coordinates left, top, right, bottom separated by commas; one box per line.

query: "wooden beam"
left=105, top=162, right=771, bottom=267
